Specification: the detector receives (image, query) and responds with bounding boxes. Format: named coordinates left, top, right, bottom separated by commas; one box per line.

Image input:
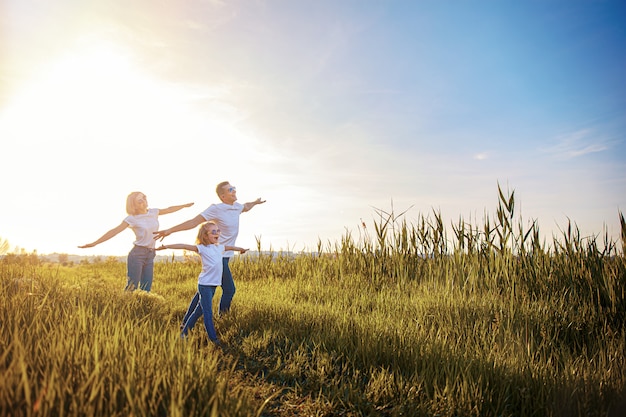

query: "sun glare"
left=0, top=38, right=275, bottom=255
left=2, top=42, right=160, bottom=144
left=2, top=39, right=231, bottom=162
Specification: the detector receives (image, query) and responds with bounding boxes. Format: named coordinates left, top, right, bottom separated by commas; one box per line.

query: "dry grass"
left=1, top=185, right=625, bottom=416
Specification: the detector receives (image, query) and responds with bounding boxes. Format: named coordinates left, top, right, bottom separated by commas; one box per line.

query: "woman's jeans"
left=126, top=245, right=156, bottom=292
left=181, top=257, right=236, bottom=323
left=181, top=284, right=218, bottom=342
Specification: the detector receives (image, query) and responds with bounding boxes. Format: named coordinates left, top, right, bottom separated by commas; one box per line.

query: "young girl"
left=157, top=221, right=247, bottom=346
left=79, top=192, right=194, bottom=292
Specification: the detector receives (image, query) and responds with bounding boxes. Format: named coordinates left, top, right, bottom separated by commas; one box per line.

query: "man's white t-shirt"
left=125, top=208, right=159, bottom=248
left=200, top=202, right=244, bottom=257
left=197, top=244, right=225, bottom=286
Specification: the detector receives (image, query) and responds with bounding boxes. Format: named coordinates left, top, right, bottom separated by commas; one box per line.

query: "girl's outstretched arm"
left=78, top=221, right=128, bottom=248
left=225, top=246, right=248, bottom=254
left=159, top=202, right=194, bottom=215
left=157, top=243, right=198, bottom=252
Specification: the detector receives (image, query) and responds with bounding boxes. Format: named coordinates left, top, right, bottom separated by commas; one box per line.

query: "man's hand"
left=153, top=230, right=170, bottom=241
left=244, top=198, right=266, bottom=212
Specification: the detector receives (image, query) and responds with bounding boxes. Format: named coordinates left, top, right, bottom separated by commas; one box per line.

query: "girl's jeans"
left=181, top=257, right=236, bottom=324
left=126, top=245, right=156, bottom=292
left=181, top=284, right=218, bottom=342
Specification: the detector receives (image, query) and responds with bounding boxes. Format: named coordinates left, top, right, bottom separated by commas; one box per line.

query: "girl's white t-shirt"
left=125, top=208, right=159, bottom=248
left=197, top=244, right=225, bottom=286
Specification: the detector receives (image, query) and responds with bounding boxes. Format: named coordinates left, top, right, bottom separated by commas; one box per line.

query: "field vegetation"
left=1, top=187, right=625, bottom=416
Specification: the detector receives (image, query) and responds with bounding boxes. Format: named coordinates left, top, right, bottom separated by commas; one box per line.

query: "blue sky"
left=1, top=0, right=625, bottom=256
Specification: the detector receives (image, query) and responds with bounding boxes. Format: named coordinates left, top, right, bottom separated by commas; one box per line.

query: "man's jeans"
left=219, top=257, right=236, bottom=313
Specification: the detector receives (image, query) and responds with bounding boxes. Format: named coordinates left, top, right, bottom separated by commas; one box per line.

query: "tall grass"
left=1, top=185, right=625, bottom=416
left=229, top=184, right=625, bottom=416
left=0, top=261, right=254, bottom=417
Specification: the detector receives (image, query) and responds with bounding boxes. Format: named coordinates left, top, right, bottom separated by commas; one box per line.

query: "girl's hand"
left=156, top=245, right=168, bottom=251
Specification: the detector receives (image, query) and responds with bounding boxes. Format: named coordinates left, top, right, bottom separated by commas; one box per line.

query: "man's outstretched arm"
left=153, top=214, right=205, bottom=241
left=243, top=198, right=266, bottom=213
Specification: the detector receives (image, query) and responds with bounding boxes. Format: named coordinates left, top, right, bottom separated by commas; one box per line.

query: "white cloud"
left=542, top=129, right=611, bottom=159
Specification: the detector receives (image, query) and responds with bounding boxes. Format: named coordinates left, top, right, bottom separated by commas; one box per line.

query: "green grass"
left=1, top=186, right=625, bottom=416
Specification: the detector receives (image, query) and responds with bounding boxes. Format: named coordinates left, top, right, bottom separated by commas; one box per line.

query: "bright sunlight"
left=0, top=37, right=269, bottom=255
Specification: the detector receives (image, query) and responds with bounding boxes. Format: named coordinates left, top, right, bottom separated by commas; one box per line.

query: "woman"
left=79, top=191, right=193, bottom=292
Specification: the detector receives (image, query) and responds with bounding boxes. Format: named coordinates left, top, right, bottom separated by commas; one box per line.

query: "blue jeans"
left=181, top=257, right=236, bottom=322
left=219, top=257, right=236, bottom=314
left=126, top=245, right=156, bottom=292
left=181, top=284, right=218, bottom=342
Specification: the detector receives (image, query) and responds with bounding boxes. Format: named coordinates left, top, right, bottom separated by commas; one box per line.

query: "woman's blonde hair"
left=125, top=192, right=145, bottom=215
left=196, top=221, right=218, bottom=245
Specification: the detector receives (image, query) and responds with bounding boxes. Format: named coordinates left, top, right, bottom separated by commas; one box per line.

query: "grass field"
left=2, top=189, right=625, bottom=416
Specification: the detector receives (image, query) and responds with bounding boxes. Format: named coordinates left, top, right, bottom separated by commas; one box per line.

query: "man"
left=154, top=181, right=265, bottom=314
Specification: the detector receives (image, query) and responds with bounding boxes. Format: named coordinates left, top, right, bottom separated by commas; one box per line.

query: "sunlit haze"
left=1, top=1, right=625, bottom=257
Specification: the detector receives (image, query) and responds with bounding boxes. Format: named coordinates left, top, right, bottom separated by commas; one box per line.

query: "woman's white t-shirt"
left=197, top=244, right=225, bottom=286
left=125, top=208, right=159, bottom=248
